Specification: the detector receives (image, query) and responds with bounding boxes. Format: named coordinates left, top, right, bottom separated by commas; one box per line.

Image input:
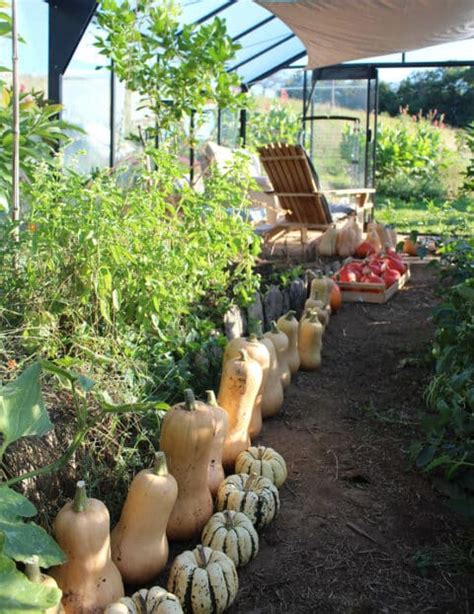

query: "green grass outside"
left=375, top=196, right=474, bottom=235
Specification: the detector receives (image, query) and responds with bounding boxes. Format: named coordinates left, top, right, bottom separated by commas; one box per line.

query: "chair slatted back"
left=258, top=143, right=332, bottom=225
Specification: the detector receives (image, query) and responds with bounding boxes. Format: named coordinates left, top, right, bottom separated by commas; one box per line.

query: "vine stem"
left=1, top=415, right=99, bottom=488
left=0, top=440, right=9, bottom=465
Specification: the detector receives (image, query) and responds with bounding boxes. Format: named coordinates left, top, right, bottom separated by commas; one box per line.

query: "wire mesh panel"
left=303, top=71, right=377, bottom=190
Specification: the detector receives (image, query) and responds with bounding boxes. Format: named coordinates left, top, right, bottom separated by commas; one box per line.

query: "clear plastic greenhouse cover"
left=179, top=0, right=306, bottom=83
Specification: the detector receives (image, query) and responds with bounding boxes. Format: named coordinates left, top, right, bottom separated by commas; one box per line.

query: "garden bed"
left=224, top=263, right=472, bottom=612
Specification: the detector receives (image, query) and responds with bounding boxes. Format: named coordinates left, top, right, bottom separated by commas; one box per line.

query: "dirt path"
left=229, top=264, right=473, bottom=614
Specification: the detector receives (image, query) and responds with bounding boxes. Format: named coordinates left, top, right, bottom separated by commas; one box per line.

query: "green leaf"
left=0, top=488, right=36, bottom=521
left=0, top=542, right=62, bottom=613
left=76, top=374, right=96, bottom=393
left=446, top=497, right=474, bottom=518
left=0, top=363, right=52, bottom=451
left=0, top=518, right=66, bottom=566
left=415, top=444, right=437, bottom=468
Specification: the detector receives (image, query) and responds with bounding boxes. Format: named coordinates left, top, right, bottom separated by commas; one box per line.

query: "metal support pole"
left=364, top=77, right=372, bottom=188
left=217, top=107, right=222, bottom=145
left=109, top=62, right=115, bottom=168
left=373, top=71, right=379, bottom=191
left=189, top=110, right=195, bottom=184
left=239, top=84, right=248, bottom=146
left=301, top=69, right=307, bottom=144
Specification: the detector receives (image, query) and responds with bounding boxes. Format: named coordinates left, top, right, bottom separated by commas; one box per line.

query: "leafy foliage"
left=1, top=152, right=260, bottom=401
left=376, top=114, right=447, bottom=200
left=246, top=100, right=301, bottom=148
left=95, top=0, right=244, bottom=142
left=0, top=534, right=62, bottom=614
left=413, top=239, right=474, bottom=515
left=378, top=68, right=474, bottom=128
left=0, top=86, right=81, bottom=209
left=461, top=122, right=474, bottom=195
left=0, top=363, right=51, bottom=456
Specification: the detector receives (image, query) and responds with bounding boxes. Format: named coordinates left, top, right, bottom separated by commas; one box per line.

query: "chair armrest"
left=320, top=188, right=375, bottom=196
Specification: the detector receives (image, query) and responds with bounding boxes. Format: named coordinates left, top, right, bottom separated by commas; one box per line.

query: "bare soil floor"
left=224, top=264, right=473, bottom=614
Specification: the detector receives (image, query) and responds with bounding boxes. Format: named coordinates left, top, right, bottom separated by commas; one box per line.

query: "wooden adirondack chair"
left=257, top=143, right=375, bottom=245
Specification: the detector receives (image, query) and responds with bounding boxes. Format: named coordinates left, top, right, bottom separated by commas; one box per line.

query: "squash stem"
left=223, top=510, right=234, bottom=528
left=153, top=452, right=168, bottom=476
left=238, top=349, right=248, bottom=362
left=196, top=545, right=208, bottom=568
left=258, top=446, right=265, bottom=460
left=244, top=472, right=259, bottom=491
left=270, top=321, right=279, bottom=334
left=73, top=480, right=88, bottom=513
left=248, top=333, right=258, bottom=342
left=206, top=390, right=218, bottom=407
left=183, top=389, right=196, bottom=411
left=308, top=311, right=319, bottom=324
left=24, top=555, right=42, bottom=583
left=284, top=310, right=296, bottom=320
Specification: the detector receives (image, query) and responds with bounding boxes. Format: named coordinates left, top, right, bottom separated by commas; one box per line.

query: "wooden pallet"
left=338, top=268, right=411, bottom=303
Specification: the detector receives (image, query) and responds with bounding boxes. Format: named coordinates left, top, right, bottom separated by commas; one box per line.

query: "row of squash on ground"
left=29, top=274, right=340, bottom=614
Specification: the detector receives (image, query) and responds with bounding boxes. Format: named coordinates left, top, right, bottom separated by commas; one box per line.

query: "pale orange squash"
left=206, top=390, right=229, bottom=496
left=50, top=481, right=124, bottom=613
left=277, top=311, right=300, bottom=375
left=264, top=321, right=291, bottom=388
left=259, top=336, right=284, bottom=418
left=111, top=452, right=178, bottom=584
left=298, top=311, right=323, bottom=370
left=218, top=350, right=262, bottom=469
left=25, top=556, right=64, bottom=614
left=303, top=298, right=330, bottom=329
left=223, top=334, right=270, bottom=439
left=160, top=389, right=215, bottom=541
left=309, top=275, right=331, bottom=306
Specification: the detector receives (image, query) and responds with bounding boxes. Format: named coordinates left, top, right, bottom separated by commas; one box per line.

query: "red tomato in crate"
left=355, top=241, right=376, bottom=258
left=385, top=254, right=407, bottom=275
left=383, top=268, right=401, bottom=287
left=339, top=267, right=357, bottom=283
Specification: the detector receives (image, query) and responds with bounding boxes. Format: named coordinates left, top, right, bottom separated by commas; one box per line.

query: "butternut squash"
left=259, top=336, right=284, bottom=418
left=223, top=334, right=270, bottom=439
left=111, top=452, right=178, bottom=584
left=50, top=481, right=124, bottom=614
left=160, top=389, right=215, bottom=541
left=336, top=216, right=362, bottom=257
left=366, top=222, right=382, bottom=253
left=264, top=321, right=291, bottom=389
left=318, top=225, right=337, bottom=257
left=298, top=311, right=323, bottom=370
left=25, top=556, right=64, bottom=614
left=277, top=311, right=300, bottom=375
left=218, top=350, right=262, bottom=470
left=303, top=298, right=330, bottom=329
left=309, top=275, right=331, bottom=306
left=206, top=390, right=229, bottom=496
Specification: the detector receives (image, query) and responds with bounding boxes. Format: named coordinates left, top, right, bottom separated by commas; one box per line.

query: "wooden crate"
left=338, top=267, right=411, bottom=304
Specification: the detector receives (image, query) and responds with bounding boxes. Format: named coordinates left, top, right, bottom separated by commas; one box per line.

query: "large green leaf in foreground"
left=0, top=535, right=62, bottom=613
left=0, top=363, right=52, bottom=450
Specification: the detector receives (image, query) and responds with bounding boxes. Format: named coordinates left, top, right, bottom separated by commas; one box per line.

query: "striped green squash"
left=201, top=510, right=258, bottom=568
left=167, top=546, right=238, bottom=614
left=216, top=473, right=279, bottom=531
left=104, top=586, right=183, bottom=613
left=235, top=446, right=287, bottom=488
